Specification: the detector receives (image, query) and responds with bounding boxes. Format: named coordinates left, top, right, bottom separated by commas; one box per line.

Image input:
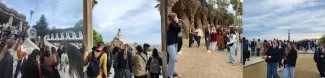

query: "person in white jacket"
left=227, top=28, right=237, bottom=66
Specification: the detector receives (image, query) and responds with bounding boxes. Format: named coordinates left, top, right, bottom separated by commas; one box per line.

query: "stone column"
left=83, top=0, right=93, bottom=52
left=19, top=20, right=23, bottom=31
left=7, top=16, right=13, bottom=26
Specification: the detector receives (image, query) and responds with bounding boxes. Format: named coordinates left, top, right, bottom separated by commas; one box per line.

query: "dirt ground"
left=244, top=54, right=320, bottom=78
left=174, top=39, right=243, bottom=78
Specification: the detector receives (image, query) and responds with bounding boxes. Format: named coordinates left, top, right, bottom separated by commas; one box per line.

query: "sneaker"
left=178, top=51, right=183, bottom=54
left=233, top=64, right=236, bottom=66
left=173, top=72, right=178, bottom=77
left=207, top=50, right=211, bottom=53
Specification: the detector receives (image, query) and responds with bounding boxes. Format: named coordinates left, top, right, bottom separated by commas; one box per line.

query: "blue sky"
left=2, top=0, right=82, bottom=28
left=243, top=0, right=325, bottom=41
left=93, top=0, right=237, bottom=45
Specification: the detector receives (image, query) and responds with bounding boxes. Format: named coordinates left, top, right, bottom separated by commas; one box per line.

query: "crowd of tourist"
left=83, top=42, right=162, bottom=78
left=242, top=37, right=325, bottom=78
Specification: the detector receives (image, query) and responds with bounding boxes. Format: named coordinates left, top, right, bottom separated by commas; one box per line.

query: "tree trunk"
left=179, top=11, right=190, bottom=38
left=195, top=11, right=202, bottom=29
left=167, top=0, right=180, bottom=13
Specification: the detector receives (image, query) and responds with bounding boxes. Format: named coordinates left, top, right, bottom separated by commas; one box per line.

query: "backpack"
left=150, top=57, right=161, bottom=74
left=87, top=51, right=104, bottom=77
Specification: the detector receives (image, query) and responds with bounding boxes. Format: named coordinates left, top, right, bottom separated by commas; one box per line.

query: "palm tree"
left=92, top=0, right=98, bottom=8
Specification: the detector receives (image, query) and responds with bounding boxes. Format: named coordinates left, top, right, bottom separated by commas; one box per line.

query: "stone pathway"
left=173, top=39, right=243, bottom=78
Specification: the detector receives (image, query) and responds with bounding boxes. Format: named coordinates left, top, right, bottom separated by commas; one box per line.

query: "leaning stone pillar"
left=7, top=16, right=13, bottom=26
left=83, top=0, right=93, bottom=52
left=19, top=20, right=23, bottom=31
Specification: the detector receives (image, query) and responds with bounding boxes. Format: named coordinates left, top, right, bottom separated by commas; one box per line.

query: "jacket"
left=167, top=21, right=181, bottom=45
left=116, top=49, right=133, bottom=72
left=84, top=51, right=108, bottom=78
left=133, top=52, right=148, bottom=76
left=265, top=46, right=281, bottom=63
left=283, top=49, right=298, bottom=67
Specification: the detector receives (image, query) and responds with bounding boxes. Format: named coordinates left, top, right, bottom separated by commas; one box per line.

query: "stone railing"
left=44, top=31, right=83, bottom=41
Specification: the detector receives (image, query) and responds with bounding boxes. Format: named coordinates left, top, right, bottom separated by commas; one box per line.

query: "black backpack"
left=87, top=51, right=104, bottom=77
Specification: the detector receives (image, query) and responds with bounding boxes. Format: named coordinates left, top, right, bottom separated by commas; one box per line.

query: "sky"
left=93, top=0, right=238, bottom=45
left=243, top=0, right=325, bottom=41
left=2, top=0, right=82, bottom=28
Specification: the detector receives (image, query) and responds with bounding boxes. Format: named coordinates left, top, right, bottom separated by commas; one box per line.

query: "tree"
left=154, top=0, right=160, bottom=11
left=319, top=35, right=325, bottom=45
left=33, top=14, right=50, bottom=38
left=74, top=19, right=83, bottom=32
left=93, top=29, right=103, bottom=45
left=132, top=42, right=139, bottom=47
left=104, top=41, right=110, bottom=46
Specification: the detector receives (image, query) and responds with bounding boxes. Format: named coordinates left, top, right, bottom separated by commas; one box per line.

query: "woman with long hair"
left=283, top=42, right=298, bottom=78
left=210, top=27, right=218, bottom=51
left=0, top=39, right=15, bottom=78
left=227, top=28, right=237, bottom=66
left=21, top=49, right=54, bottom=78
left=278, top=41, right=285, bottom=71
left=114, top=44, right=133, bottom=78
left=51, top=47, right=60, bottom=78
left=167, top=12, right=181, bottom=78
left=147, top=48, right=162, bottom=78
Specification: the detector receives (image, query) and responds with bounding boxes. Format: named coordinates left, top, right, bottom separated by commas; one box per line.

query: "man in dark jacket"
left=251, top=38, right=256, bottom=56
left=242, top=37, right=249, bottom=65
left=314, top=44, right=325, bottom=78
left=265, top=40, right=281, bottom=78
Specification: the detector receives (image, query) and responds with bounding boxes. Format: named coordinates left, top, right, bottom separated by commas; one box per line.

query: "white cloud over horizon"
left=243, top=0, right=325, bottom=41
left=93, top=0, right=161, bottom=45
left=3, top=0, right=82, bottom=28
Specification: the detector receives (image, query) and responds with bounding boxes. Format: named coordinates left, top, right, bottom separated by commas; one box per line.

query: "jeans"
left=150, top=73, right=159, bottom=78
left=14, top=60, right=22, bottom=78
left=167, top=43, right=177, bottom=76
left=218, top=43, right=224, bottom=51
left=228, top=44, right=237, bottom=64
left=251, top=47, right=256, bottom=56
left=240, top=44, right=243, bottom=64
left=177, top=37, right=183, bottom=52
left=267, top=62, right=280, bottom=78
left=114, top=69, right=131, bottom=78
left=211, top=41, right=217, bottom=51
left=283, top=66, right=295, bottom=78
left=256, top=48, right=261, bottom=56
left=194, top=36, right=201, bottom=47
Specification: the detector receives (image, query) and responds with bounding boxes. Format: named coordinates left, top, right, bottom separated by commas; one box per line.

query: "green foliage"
left=33, top=14, right=50, bottom=38
left=132, top=42, right=139, bottom=47
left=104, top=41, right=111, bottom=46
left=319, top=36, right=325, bottom=45
left=230, top=0, right=243, bottom=15
left=93, top=29, right=103, bottom=45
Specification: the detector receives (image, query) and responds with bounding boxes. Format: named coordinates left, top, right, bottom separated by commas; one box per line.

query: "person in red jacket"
left=210, top=27, right=218, bottom=51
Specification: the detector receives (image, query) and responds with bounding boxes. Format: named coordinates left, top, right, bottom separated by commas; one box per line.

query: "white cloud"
left=244, top=0, right=325, bottom=41
left=93, top=0, right=161, bottom=45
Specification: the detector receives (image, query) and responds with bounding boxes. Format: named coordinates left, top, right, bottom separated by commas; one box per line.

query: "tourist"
left=250, top=38, right=256, bottom=56
left=84, top=42, right=108, bottom=78
left=265, top=40, right=281, bottom=78
left=217, top=30, right=225, bottom=51
left=278, top=40, right=285, bottom=71
left=21, top=49, right=54, bottom=78
left=194, top=28, right=203, bottom=47
left=205, top=25, right=211, bottom=53
left=256, top=39, right=262, bottom=56
left=314, top=44, right=325, bottom=78
left=143, top=43, right=150, bottom=56
left=133, top=45, right=148, bottom=78
left=0, top=39, right=15, bottom=78
left=210, top=27, right=218, bottom=51
left=227, top=28, right=237, bottom=66
left=147, top=48, right=162, bottom=78
left=42, top=47, right=58, bottom=77
left=189, top=27, right=195, bottom=48
left=167, top=12, right=181, bottom=78
left=283, top=42, right=298, bottom=78
left=61, top=47, right=69, bottom=73
left=57, top=47, right=63, bottom=70
left=50, top=47, right=60, bottom=78
left=263, top=40, right=270, bottom=56
left=113, top=44, right=133, bottom=78
left=177, top=24, right=183, bottom=54
left=111, top=46, right=121, bottom=75
left=14, top=40, right=25, bottom=78
left=102, top=46, right=111, bottom=75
